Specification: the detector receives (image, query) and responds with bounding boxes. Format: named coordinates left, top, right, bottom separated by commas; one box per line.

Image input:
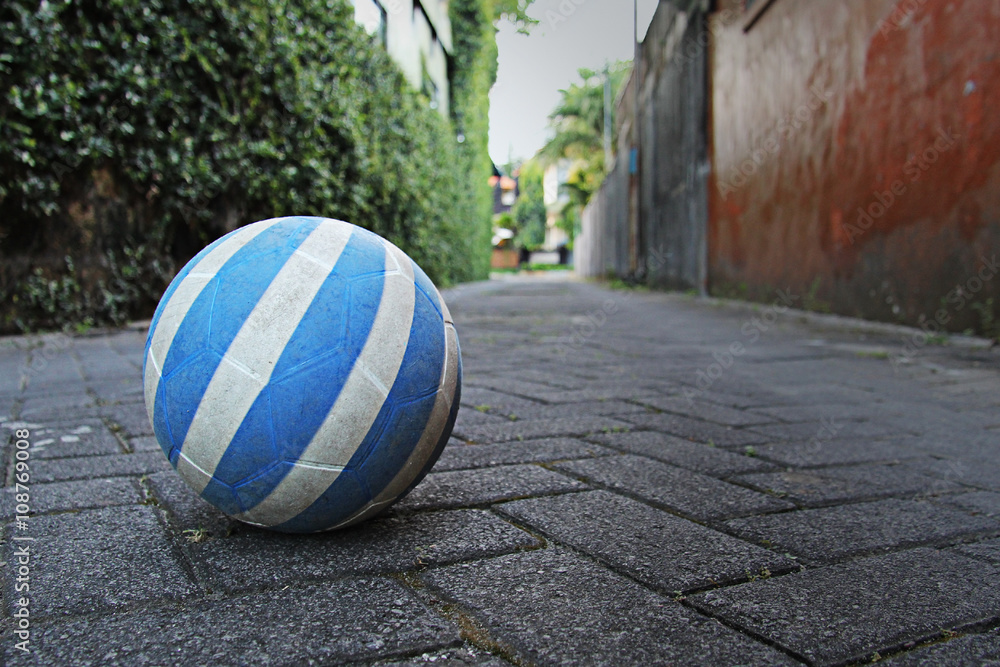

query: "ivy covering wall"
left=0, top=0, right=506, bottom=333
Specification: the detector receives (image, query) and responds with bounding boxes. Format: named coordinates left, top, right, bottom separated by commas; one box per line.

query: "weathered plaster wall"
left=709, top=0, right=1000, bottom=333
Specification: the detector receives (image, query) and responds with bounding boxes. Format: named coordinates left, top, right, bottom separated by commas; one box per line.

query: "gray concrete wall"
left=576, top=1, right=708, bottom=291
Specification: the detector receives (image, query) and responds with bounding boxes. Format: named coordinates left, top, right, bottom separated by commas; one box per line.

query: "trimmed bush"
left=0, top=0, right=496, bottom=332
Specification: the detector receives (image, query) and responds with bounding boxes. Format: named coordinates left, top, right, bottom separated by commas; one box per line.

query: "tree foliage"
left=539, top=62, right=631, bottom=205
left=492, top=0, right=538, bottom=33
left=512, top=159, right=546, bottom=251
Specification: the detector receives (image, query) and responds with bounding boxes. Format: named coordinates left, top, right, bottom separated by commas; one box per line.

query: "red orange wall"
left=709, top=0, right=1000, bottom=333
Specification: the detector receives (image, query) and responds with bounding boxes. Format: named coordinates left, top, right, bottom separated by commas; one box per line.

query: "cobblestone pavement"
left=2, top=274, right=1000, bottom=666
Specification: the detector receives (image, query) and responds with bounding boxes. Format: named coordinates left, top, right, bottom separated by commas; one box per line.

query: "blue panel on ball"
left=157, top=218, right=321, bottom=451
left=410, top=258, right=444, bottom=321
left=348, top=281, right=445, bottom=471
left=161, top=349, right=222, bottom=453
left=277, top=282, right=445, bottom=531
left=202, top=387, right=279, bottom=488
left=360, top=391, right=439, bottom=485
left=144, top=222, right=249, bottom=371
left=247, top=466, right=371, bottom=532
left=158, top=279, right=218, bottom=380
left=212, top=229, right=385, bottom=498
left=150, top=381, right=175, bottom=461
left=202, top=476, right=247, bottom=516
left=396, top=338, right=463, bottom=501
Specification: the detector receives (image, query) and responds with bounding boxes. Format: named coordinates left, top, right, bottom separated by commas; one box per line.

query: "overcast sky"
left=488, top=0, right=661, bottom=166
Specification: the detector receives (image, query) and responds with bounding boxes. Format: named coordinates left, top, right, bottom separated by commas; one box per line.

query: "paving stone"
left=623, top=412, right=767, bottom=447
left=22, top=419, right=123, bottom=459
left=755, top=438, right=921, bottom=468
left=935, top=490, right=1000, bottom=517
left=952, top=537, right=1000, bottom=564
left=20, top=369, right=85, bottom=394
left=635, top=395, right=776, bottom=426
left=376, top=646, right=509, bottom=666
left=144, top=470, right=241, bottom=537
left=464, top=378, right=565, bottom=401
left=733, top=464, right=962, bottom=507
left=78, top=358, right=137, bottom=379
left=397, top=464, right=587, bottom=511
left=31, top=451, right=170, bottom=483
left=749, top=419, right=904, bottom=443
left=452, top=407, right=512, bottom=435
left=496, top=399, right=651, bottom=420
left=422, top=547, right=795, bottom=665
left=522, top=385, right=659, bottom=404
left=3, top=505, right=196, bottom=618
left=0, top=478, right=140, bottom=520
left=587, top=430, right=775, bottom=476
left=881, top=629, right=1000, bottom=665
left=453, top=415, right=633, bottom=444
left=128, top=435, right=163, bottom=453
left=188, top=508, right=540, bottom=593
left=555, top=455, right=793, bottom=521
left=751, top=402, right=900, bottom=424
left=724, top=499, right=999, bottom=563
left=900, top=455, right=1000, bottom=491
left=87, top=377, right=145, bottom=403
left=763, top=383, right=883, bottom=408
left=5, top=578, right=459, bottom=667
left=18, top=392, right=97, bottom=419
left=434, top=438, right=614, bottom=472
left=460, top=385, right=549, bottom=416
left=499, top=490, right=798, bottom=593
left=101, top=401, right=153, bottom=438
left=690, top=548, right=1000, bottom=666
left=693, top=389, right=778, bottom=409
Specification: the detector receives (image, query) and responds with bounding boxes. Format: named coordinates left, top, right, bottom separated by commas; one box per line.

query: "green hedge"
left=0, top=0, right=498, bottom=333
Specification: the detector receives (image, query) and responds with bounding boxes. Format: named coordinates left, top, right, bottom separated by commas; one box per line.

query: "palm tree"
left=538, top=62, right=630, bottom=243
left=539, top=63, right=630, bottom=199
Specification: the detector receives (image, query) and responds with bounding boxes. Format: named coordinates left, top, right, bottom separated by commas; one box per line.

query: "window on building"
left=422, top=68, right=440, bottom=110
left=353, top=0, right=387, bottom=45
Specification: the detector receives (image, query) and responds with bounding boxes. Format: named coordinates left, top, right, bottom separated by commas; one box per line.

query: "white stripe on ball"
left=235, top=238, right=417, bottom=527
left=144, top=219, right=282, bottom=433
left=330, top=320, right=459, bottom=529
left=176, top=221, right=353, bottom=493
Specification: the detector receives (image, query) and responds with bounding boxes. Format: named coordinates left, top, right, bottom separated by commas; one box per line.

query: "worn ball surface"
left=143, top=216, right=461, bottom=532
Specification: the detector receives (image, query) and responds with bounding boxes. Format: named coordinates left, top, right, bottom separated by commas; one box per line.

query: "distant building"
left=351, top=0, right=452, bottom=115
left=490, top=163, right=518, bottom=216
left=542, top=161, right=572, bottom=250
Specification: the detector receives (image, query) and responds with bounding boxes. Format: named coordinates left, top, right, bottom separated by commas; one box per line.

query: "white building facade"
left=352, top=0, right=452, bottom=115
left=542, top=160, right=572, bottom=250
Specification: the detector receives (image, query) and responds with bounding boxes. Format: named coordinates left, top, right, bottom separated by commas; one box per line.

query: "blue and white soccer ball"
left=143, top=216, right=461, bottom=533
